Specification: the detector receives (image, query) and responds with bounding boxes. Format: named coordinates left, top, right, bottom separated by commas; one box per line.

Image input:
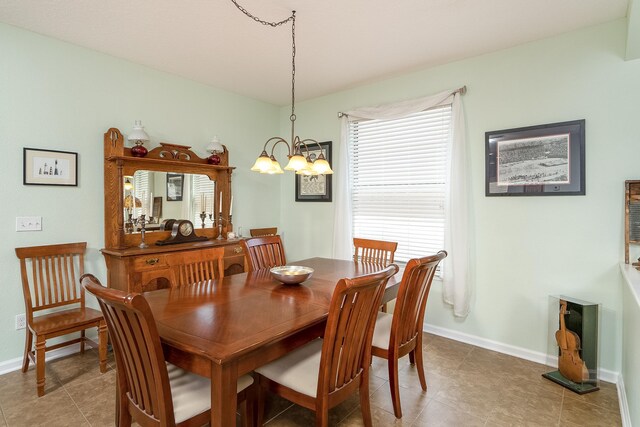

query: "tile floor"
left=0, top=333, right=622, bottom=426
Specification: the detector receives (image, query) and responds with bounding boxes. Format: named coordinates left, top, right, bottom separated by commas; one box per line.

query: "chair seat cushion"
left=168, top=363, right=254, bottom=424
left=255, top=338, right=323, bottom=398
left=30, top=307, right=103, bottom=334
left=372, top=311, right=393, bottom=351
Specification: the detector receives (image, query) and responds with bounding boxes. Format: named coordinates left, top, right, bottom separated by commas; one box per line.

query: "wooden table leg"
left=211, top=361, right=238, bottom=427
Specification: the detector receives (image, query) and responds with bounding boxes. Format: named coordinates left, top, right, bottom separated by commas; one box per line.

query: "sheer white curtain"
left=333, top=88, right=471, bottom=316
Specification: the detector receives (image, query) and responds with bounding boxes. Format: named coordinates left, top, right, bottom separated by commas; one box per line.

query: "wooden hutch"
left=101, top=128, right=244, bottom=293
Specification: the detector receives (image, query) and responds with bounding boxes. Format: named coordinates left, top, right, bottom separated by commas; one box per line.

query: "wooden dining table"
left=144, top=257, right=401, bottom=427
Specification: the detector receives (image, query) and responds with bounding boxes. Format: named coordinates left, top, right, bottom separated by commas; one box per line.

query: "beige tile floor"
left=0, top=333, right=621, bottom=426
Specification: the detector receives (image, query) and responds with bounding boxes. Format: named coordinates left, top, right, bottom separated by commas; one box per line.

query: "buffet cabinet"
left=101, top=127, right=241, bottom=292
left=102, top=241, right=245, bottom=293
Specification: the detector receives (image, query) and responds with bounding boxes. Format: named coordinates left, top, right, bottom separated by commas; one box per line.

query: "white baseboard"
left=617, top=374, right=632, bottom=427
left=423, top=323, right=619, bottom=384
left=0, top=343, right=82, bottom=376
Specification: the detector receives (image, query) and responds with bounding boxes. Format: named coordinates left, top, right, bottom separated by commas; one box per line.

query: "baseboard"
left=617, top=374, right=632, bottom=427
left=423, top=323, right=619, bottom=384
left=0, top=343, right=82, bottom=376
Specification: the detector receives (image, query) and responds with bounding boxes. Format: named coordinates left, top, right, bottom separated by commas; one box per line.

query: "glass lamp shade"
left=285, top=154, right=308, bottom=171
left=265, top=158, right=284, bottom=174
left=127, top=120, right=150, bottom=143
left=296, top=162, right=319, bottom=176
left=311, top=158, right=333, bottom=174
left=207, top=136, right=224, bottom=154
left=251, top=152, right=273, bottom=173
left=123, top=177, right=134, bottom=190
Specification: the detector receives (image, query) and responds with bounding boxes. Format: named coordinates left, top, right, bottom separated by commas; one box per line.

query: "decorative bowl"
left=270, top=266, right=314, bottom=285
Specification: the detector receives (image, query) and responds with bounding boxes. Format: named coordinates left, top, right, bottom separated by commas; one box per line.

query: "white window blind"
left=192, top=176, right=215, bottom=227
left=132, top=171, right=151, bottom=217
left=348, top=105, right=451, bottom=263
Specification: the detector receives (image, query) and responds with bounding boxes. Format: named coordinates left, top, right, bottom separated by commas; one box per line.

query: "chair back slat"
left=353, top=238, right=397, bottom=264
left=241, top=236, right=286, bottom=272
left=249, top=227, right=278, bottom=237
left=15, top=243, right=86, bottom=314
left=392, top=251, right=447, bottom=348
left=319, top=264, right=398, bottom=395
left=82, top=274, right=174, bottom=425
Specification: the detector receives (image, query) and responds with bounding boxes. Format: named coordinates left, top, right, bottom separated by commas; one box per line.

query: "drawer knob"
left=145, top=258, right=160, bottom=265
left=233, top=247, right=243, bottom=254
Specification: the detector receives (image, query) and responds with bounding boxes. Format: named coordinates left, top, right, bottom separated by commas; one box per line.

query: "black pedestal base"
left=542, top=370, right=599, bottom=395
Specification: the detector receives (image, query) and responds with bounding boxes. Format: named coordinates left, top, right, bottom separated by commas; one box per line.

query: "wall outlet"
left=15, top=314, right=26, bottom=330
left=16, top=216, right=42, bottom=231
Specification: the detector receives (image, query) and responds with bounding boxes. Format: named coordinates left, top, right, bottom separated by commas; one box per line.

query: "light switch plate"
left=16, top=216, right=42, bottom=231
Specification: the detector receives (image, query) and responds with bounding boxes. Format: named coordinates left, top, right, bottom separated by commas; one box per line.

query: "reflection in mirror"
left=123, top=171, right=216, bottom=233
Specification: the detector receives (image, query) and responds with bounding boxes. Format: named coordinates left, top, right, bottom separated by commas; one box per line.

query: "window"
left=348, top=105, right=451, bottom=263
left=132, top=171, right=151, bottom=218
left=191, top=175, right=215, bottom=227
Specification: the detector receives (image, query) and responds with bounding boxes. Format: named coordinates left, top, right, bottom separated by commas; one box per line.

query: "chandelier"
left=231, top=1, right=333, bottom=176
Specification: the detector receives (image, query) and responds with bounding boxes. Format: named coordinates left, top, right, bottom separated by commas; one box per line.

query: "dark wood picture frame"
left=485, top=120, right=585, bottom=196
left=295, top=141, right=332, bottom=202
left=23, top=147, right=78, bottom=186
left=166, top=173, right=184, bottom=201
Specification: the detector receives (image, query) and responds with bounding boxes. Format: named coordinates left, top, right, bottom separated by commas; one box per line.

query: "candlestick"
left=138, top=214, right=149, bottom=249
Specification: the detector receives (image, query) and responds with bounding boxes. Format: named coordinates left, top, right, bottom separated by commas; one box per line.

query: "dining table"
left=144, top=256, right=402, bottom=427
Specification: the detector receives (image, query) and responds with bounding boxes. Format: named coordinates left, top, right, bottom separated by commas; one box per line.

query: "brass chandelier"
left=231, top=1, right=333, bottom=176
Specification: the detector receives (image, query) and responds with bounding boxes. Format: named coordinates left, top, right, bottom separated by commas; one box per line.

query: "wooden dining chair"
left=167, top=246, right=225, bottom=286
left=255, top=264, right=399, bottom=427
left=241, top=235, right=286, bottom=272
left=353, top=237, right=398, bottom=264
left=81, top=274, right=255, bottom=427
left=353, top=237, right=398, bottom=312
left=249, top=227, right=278, bottom=237
left=371, top=251, right=447, bottom=418
left=14, top=242, right=108, bottom=397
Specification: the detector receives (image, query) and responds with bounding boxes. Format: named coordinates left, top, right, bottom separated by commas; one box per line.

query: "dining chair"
left=255, top=264, right=399, bottom=427
left=167, top=246, right=225, bottom=286
left=81, top=274, right=255, bottom=427
left=353, top=237, right=398, bottom=312
left=371, top=251, right=447, bottom=418
left=14, top=242, right=108, bottom=397
left=249, top=227, right=278, bottom=237
left=241, top=235, right=286, bottom=272
left=353, top=237, right=398, bottom=264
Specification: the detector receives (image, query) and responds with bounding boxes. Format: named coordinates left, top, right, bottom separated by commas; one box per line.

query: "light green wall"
left=0, top=23, right=281, bottom=362
left=281, top=18, right=640, bottom=374
left=2, top=16, right=637, bottom=380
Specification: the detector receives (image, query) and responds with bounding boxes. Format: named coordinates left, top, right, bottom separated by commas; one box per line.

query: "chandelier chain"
left=230, top=0, right=294, bottom=27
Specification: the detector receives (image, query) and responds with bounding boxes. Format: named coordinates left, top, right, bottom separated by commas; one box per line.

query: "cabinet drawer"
left=224, top=244, right=244, bottom=257
left=133, top=254, right=169, bottom=271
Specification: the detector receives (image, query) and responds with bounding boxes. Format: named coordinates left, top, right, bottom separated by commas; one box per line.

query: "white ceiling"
left=0, top=0, right=629, bottom=105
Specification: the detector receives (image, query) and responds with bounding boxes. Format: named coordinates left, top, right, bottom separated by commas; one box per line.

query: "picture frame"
left=295, top=141, right=332, bottom=202
left=23, top=148, right=78, bottom=186
left=485, top=120, right=585, bottom=196
left=166, top=173, right=184, bottom=201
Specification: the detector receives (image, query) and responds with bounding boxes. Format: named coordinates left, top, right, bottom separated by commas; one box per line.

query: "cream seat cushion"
left=167, top=363, right=254, bottom=423
left=372, top=311, right=393, bottom=351
left=255, top=338, right=323, bottom=398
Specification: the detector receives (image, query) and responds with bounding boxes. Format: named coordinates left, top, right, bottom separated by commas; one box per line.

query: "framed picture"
left=152, top=196, right=163, bottom=219
left=23, top=148, right=78, bottom=186
left=295, top=141, right=332, bottom=202
left=485, top=120, right=585, bottom=196
left=166, top=173, right=184, bottom=201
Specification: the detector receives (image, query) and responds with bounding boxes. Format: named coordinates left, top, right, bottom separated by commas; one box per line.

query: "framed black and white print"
left=485, top=120, right=585, bottom=196
left=166, top=173, right=184, bottom=201
left=23, top=148, right=78, bottom=186
left=295, top=141, right=332, bottom=202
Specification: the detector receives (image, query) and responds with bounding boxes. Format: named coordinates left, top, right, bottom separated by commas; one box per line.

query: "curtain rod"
left=337, top=85, right=467, bottom=118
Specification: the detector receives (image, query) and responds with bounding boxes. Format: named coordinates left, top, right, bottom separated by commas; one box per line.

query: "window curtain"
left=333, top=88, right=471, bottom=316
